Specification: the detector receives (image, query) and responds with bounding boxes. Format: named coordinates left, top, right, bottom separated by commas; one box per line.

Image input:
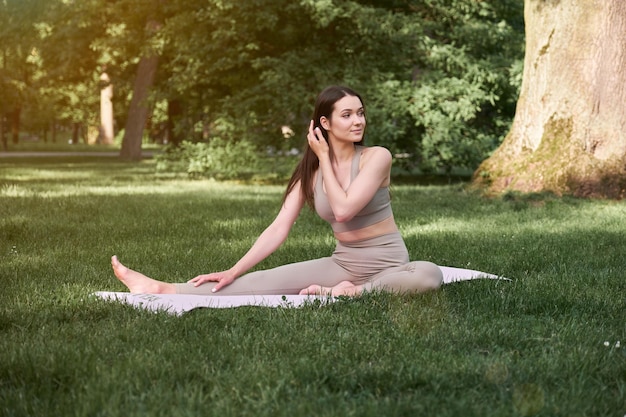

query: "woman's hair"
left=283, top=85, right=364, bottom=209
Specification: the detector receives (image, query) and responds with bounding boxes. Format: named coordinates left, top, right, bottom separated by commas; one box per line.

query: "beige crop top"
left=314, top=146, right=392, bottom=233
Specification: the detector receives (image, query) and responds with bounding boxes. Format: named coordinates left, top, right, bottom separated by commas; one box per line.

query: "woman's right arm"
left=188, top=180, right=305, bottom=292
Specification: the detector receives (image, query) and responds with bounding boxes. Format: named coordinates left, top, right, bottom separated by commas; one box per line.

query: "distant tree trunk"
left=120, top=19, right=161, bottom=161
left=120, top=55, right=158, bottom=160
left=474, top=0, right=626, bottom=198
left=167, top=99, right=183, bottom=146
left=10, top=107, right=20, bottom=144
left=72, top=122, right=80, bottom=145
left=1, top=114, right=6, bottom=151
left=100, top=72, right=115, bottom=145
left=51, top=121, right=56, bottom=143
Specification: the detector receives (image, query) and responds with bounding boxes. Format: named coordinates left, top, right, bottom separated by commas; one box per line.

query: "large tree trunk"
left=474, top=0, right=626, bottom=198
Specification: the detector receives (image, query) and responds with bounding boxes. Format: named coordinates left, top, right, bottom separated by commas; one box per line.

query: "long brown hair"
left=283, top=85, right=365, bottom=209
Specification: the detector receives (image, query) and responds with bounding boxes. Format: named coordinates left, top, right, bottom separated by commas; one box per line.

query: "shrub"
left=155, top=138, right=260, bottom=180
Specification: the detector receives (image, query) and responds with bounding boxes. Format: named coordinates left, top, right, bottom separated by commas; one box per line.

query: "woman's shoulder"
left=360, top=146, right=392, bottom=163
left=358, top=146, right=392, bottom=177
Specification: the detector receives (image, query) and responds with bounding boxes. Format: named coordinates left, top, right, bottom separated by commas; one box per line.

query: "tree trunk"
left=474, top=0, right=626, bottom=199
left=167, top=99, right=183, bottom=146
left=72, top=122, right=80, bottom=145
left=119, top=55, right=158, bottom=160
left=10, top=106, right=20, bottom=144
left=1, top=114, right=7, bottom=151
left=100, top=72, right=115, bottom=145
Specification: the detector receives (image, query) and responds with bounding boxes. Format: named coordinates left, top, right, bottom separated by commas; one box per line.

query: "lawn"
left=0, top=155, right=624, bottom=417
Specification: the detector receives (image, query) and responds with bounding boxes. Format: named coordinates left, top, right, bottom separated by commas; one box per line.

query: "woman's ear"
left=320, top=116, right=330, bottom=131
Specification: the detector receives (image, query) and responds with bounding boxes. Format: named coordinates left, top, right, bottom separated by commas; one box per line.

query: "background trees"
left=2, top=0, right=524, bottom=173
left=0, top=0, right=46, bottom=148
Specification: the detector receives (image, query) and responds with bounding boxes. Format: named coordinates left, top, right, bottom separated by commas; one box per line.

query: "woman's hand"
left=188, top=270, right=236, bottom=293
left=307, top=120, right=329, bottom=159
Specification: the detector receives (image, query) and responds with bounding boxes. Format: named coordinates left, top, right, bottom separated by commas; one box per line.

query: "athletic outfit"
left=174, top=146, right=443, bottom=295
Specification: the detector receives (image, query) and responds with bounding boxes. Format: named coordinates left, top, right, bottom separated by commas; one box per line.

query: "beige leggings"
left=173, top=232, right=443, bottom=295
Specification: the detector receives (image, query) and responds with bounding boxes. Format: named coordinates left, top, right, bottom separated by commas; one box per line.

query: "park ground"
left=0, top=154, right=624, bottom=417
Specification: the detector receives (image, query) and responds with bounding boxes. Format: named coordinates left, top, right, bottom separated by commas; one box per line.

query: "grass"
left=0, top=156, right=624, bottom=417
left=0, top=139, right=163, bottom=153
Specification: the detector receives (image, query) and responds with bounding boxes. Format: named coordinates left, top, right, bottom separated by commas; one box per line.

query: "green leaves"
left=4, top=0, right=523, bottom=170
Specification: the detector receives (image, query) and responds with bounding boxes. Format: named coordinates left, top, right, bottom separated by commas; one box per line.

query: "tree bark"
left=10, top=106, right=20, bottom=144
left=1, top=114, right=6, bottom=151
left=100, top=72, right=115, bottom=145
left=474, top=0, right=626, bottom=198
left=166, top=98, right=183, bottom=146
left=72, top=122, right=80, bottom=145
left=120, top=54, right=159, bottom=160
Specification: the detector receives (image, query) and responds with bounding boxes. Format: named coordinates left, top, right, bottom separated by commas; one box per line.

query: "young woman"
left=111, top=85, right=443, bottom=296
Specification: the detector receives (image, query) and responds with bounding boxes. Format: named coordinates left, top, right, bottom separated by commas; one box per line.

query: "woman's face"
left=322, top=95, right=366, bottom=143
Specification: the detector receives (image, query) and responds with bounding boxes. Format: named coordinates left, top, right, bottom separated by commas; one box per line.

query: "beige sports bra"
left=314, top=146, right=392, bottom=233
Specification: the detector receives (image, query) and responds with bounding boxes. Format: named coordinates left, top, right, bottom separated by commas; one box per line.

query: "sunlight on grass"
left=0, top=184, right=34, bottom=197
left=3, top=167, right=101, bottom=181
left=0, top=158, right=624, bottom=417
left=401, top=198, right=626, bottom=239
left=1, top=174, right=285, bottom=199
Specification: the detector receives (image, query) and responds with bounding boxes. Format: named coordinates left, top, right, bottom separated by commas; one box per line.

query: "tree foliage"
left=2, top=0, right=524, bottom=171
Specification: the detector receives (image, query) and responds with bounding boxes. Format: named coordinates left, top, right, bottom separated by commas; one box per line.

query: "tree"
left=118, top=0, right=167, bottom=160
left=119, top=50, right=159, bottom=160
left=32, top=0, right=110, bottom=145
left=157, top=0, right=523, bottom=172
left=99, top=71, right=114, bottom=145
left=3, top=0, right=524, bottom=166
left=367, top=0, right=524, bottom=172
left=19, top=0, right=166, bottom=151
left=0, top=0, right=45, bottom=146
left=474, top=0, right=626, bottom=198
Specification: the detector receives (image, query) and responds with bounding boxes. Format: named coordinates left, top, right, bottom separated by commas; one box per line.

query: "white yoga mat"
left=93, top=293, right=331, bottom=315
left=438, top=266, right=503, bottom=283
left=94, top=266, right=507, bottom=315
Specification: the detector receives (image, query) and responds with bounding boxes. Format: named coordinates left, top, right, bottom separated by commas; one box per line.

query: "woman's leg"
left=175, top=257, right=354, bottom=295
left=112, top=255, right=355, bottom=295
left=111, top=256, right=176, bottom=294
left=299, top=280, right=361, bottom=296
left=300, top=232, right=417, bottom=297
left=362, top=261, right=443, bottom=294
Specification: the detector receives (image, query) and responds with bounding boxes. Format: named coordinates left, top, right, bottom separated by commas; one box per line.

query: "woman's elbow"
left=334, top=210, right=355, bottom=224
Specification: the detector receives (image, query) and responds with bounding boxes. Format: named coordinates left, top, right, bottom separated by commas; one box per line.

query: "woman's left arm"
left=309, top=127, right=391, bottom=222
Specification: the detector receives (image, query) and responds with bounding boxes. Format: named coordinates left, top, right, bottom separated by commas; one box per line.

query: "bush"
left=155, top=138, right=260, bottom=180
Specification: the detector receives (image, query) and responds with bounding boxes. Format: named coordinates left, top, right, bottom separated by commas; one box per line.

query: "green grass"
left=0, top=156, right=624, bottom=417
left=1, top=140, right=164, bottom=153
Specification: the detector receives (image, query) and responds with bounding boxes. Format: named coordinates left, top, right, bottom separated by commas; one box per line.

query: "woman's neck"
left=330, top=141, right=356, bottom=166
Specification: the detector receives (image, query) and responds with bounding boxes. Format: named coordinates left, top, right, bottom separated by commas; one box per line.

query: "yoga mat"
left=94, top=266, right=507, bottom=315
left=93, top=293, right=333, bottom=315
left=439, top=266, right=504, bottom=283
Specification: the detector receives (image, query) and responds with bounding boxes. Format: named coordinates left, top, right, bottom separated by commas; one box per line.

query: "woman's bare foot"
left=299, top=280, right=362, bottom=297
left=111, top=255, right=175, bottom=294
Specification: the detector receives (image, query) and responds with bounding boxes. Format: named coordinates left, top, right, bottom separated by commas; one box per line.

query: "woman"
left=112, top=85, right=443, bottom=297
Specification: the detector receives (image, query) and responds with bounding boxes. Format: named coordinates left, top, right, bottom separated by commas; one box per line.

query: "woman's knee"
left=411, top=261, right=443, bottom=291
